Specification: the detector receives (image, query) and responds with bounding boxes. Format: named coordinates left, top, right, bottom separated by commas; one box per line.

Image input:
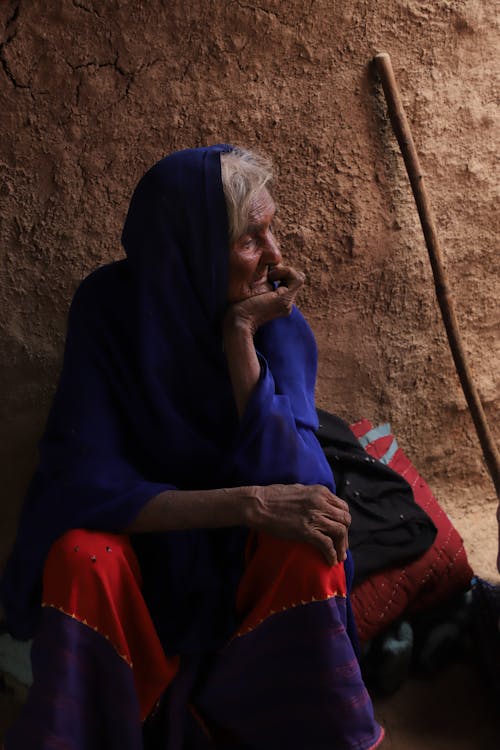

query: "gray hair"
left=220, top=147, right=274, bottom=243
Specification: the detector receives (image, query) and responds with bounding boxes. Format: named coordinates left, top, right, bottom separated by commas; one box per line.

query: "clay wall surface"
left=1, top=0, right=498, bottom=579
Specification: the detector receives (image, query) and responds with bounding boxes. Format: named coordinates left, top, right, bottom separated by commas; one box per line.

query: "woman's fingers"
left=323, top=502, right=351, bottom=528
left=311, top=517, right=349, bottom=561
left=250, top=483, right=352, bottom=566
left=308, top=531, right=338, bottom=566
left=310, top=484, right=349, bottom=510
left=226, top=266, right=305, bottom=332
left=273, top=268, right=304, bottom=310
left=308, top=486, right=351, bottom=526
left=268, top=265, right=305, bottom=293
left=313, top=492, right=350, bottom=562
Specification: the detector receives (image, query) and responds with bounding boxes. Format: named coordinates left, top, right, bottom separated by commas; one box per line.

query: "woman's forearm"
left=125, top=486, right=253, bottom=533
left=222, top=266, right=304, bottom=418
left=223, top=311, right=261, bottom=418
left=126, top=483, right=352, bottom=566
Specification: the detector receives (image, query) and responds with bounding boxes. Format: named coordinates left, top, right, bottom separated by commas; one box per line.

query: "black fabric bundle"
left=316, top=409, right=437, bottom=586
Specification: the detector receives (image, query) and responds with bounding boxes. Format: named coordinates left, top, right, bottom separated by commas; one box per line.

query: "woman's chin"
left=229, top=281, right=273, bottom=304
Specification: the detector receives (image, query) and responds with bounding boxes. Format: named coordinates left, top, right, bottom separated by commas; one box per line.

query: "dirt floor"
left=374, top=662, right=499, bottom=749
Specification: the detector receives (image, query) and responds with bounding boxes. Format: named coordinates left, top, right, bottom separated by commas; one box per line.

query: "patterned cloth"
left=349, top=419, right=473, bottom=642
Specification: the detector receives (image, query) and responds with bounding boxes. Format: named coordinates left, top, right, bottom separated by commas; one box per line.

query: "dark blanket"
left=316, top=409, right=437, bottom=586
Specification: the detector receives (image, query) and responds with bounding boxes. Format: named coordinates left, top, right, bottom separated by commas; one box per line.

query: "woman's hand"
left=244, top=484, right=351, bottom=566
left=224, top=265, right=305, bottom=337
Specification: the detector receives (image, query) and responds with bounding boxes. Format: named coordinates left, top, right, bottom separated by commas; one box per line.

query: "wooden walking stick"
left=373, top=52, right=500, bottom=504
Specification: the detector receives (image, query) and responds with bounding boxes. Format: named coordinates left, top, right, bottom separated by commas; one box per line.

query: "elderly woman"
left=2, top=145, right=384, bottom=749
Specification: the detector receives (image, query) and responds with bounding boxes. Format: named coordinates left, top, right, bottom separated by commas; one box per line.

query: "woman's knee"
left=43, top=529, right=139, bottom=595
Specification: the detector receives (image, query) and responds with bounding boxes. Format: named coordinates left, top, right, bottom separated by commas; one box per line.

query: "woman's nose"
left=263, top=232, right=282, bottom=264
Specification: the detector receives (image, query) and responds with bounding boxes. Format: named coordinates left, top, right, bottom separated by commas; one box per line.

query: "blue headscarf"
left=2, top=146, right=335, bottom=649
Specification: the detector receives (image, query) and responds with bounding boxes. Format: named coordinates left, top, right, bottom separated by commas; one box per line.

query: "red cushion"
left=349, top=419, right=473, bottom=643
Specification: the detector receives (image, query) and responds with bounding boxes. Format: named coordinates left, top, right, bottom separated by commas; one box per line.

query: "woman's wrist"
left=223, top=305, right=256, bottom=339
left=221, top=486, right=258, bottom=526
left=222, top=307, right=261, bottom=418
left=239, top=485, right=266, bottom=530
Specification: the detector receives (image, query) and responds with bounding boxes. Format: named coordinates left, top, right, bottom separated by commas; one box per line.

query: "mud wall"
left=1, top=0, right=498, bottom=578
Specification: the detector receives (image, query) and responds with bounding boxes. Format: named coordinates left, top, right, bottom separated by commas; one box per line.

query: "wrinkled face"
left=227, top=188, right=282, bottom=304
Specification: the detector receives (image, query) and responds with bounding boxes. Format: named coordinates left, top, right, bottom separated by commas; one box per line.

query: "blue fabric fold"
left=231, top=318, right=335, bottom=490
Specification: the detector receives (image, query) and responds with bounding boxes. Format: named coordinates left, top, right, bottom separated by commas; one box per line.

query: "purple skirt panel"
left=4, top=597, right=383, bottom=750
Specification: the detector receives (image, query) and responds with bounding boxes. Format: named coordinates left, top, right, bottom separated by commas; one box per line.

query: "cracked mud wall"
left=1, top=1, right=498, bottom=579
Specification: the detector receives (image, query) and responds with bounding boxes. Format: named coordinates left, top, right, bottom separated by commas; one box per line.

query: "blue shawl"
left=2, top=146, right=337, bottom=649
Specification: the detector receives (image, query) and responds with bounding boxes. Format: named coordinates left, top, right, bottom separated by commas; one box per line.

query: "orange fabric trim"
left=368, top=727, right=386, bottom=749
left=233, top=591, right=345, bottom=639
left=41, top=601, right=133, bottom=666
left=189, top=703, right=214, bottom=740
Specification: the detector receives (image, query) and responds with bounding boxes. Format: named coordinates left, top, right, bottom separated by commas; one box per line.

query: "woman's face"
left=227, top=188, right=282, bottom=304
